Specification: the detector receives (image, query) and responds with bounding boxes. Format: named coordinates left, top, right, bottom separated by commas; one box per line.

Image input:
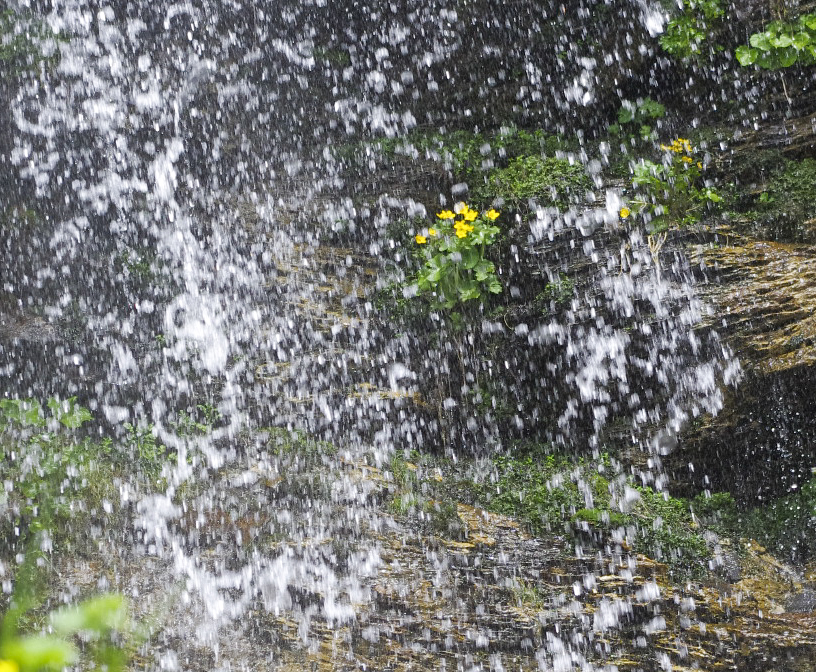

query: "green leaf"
left=777, top=47, right=798, bottom=67
left=460, top=248, right=479, bottom=270
left=2, top=636, right=78, bottom=670
left=704, top=188, right=723, bottom=202
left=750, top=32, right=772, bottom=51
left=474, top=259, right=496, bottom=282
left=0, top=399, right=45, bottom=427
left=47, top=397, right=93, bottom=429
left=801, top=14, right=816, bottom=31
left=792, top=32, right=811, bottom=50
left=458, top=283, right=480, bottom=302
left=487, top=278, right=503, bottom=294
left=771, top=34, right=793, bottom=48
left=617, top=104, right=635, bottom=124
left=756, top=50, right=779, bottom=69
left=50, top=594, right=129, bottom=637
left=735, top=45, right=757, bottom=66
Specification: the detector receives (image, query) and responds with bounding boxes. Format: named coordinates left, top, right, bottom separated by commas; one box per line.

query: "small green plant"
left=536, top=273, right=574, bottom=313
left=608, top=97, right=665, bottom=142
left=621, top=137, right=721, bottom=233
left=410, top=202, right=502, bottom=309
left=170, top=404, right=220, bottom=437
left=123, top=423, right=168, bottom=485
left=659, top=0, right=724, bottom=59
left=736, top=14, right=816, bottom=69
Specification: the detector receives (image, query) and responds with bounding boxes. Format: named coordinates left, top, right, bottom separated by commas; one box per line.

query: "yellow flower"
left=463, top=209, right=478, bottom=222
left=428, top=228, right=437, bottom=236
left=454, top=221, right=474, bottom=233
left=697, top=161, right=703, bottom=169
left=415, top=234, right=427, bottom=244
left=455, top=229, right=468, bottom=238
left=486, top=209, right=500, bottom=220
left=619, top=207, right=630, bottom=219
left=436, top=210, right=455, bottom=219
left=0, top=660, right=19, bottom=672
left=681, top=155, right=692, bottom=163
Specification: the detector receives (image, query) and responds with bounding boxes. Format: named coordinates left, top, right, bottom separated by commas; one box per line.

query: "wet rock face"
left=676, top=239, right=816, bottom=502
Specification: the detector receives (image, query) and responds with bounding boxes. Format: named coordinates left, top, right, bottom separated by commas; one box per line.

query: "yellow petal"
left=415, top=234, right=427, bottom=244
left=619, top=207, right=630, bottom=219
left=436, top=210, right=455, bottom=219
left=429, top=228, right=437, bottom=236
left=486, top=209, right=500, bottom=220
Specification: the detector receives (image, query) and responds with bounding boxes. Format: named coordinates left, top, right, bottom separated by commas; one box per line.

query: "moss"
left=386, top=453, right=465, bottom=540
left=0, top=10, right=62, bottom=77
left=755, top=158, right=816, bottom=242
left=742, top=477, right=816, bottom=562
left=534, top=273, right=575, bottom=314
left=723, top=156, right=816, bottom=242
left=261, top=426, right=337, bottom=459
left=463, top=445, right=709, bottom=574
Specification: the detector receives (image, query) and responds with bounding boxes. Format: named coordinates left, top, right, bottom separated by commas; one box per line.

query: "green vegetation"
left=474, top=448, right=709, bottom=574
left=659, top=0, right=725, bottom=59
left=737, top=14, right=816, bottom=69
left=622, top=137, right=721, bottom=233
left=387, top=445, right=712, bottom=575
left=1, top=547, right=139, bottom=672
left=0, top=398, right=172, bottom=553
left=535, top=273, right=575, bottom=313
left=693, top=481, right=816, bottom=562
left=608, top=97, right=665, bottom=143
left=409, top=202, right=502, bottom=309
left=386, top=453, right=465, bottom=540
left=754, top=157, right=816, bottom=241
left=0, top=10, right=62, bottom=77
left=486, top=156, right=590, bottom=209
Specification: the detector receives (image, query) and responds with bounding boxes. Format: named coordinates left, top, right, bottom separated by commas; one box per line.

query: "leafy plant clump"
left=0, top=398, right=171, bottom=552
left=409, top=202, right=502, bottom=309
left=659, top=0, right=725, bottom=59
left=622, top=137, right=721, bottom=233
left=485, top=156, right=590, bottom=209
left=736, top=14, right=816, bottom=69
left=608, top=97, right=665, bottom=143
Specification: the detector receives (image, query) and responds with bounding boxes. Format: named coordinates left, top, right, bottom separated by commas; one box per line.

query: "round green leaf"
left=750, top=32, right=772, bottom=51
left=735, top=45, right=757, bottom=66
left=792, top=32, right=811, bottom=50
left=771, top=34, right=793, bottom=48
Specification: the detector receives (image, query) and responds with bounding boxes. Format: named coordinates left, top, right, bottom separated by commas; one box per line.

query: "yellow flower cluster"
left=661, top=137, right=693, bottom=154
left=0, top=660, right=18, bottom=672
left=423, top=203, right=500, bottom=241
left=660, top=137, right=703, bottom=168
